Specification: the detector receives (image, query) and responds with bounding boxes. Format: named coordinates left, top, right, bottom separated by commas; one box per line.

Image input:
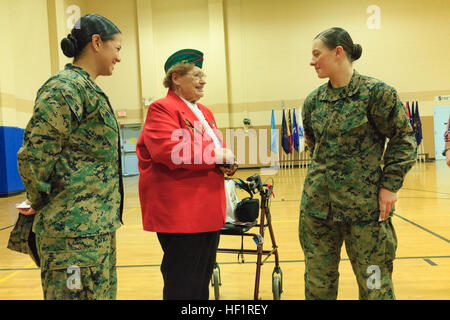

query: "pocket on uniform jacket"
left=338, top=115, right=369, bottom=156
left=98, top=106, right=119, bottom=132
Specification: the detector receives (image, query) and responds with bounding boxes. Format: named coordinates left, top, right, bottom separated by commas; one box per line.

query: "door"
left=433, top=105, right=450, bottom=160
left=120, top=124, right=142, bottom=176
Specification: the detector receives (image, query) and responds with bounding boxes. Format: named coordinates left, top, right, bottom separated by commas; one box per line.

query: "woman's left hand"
left=218, top=163, right=238, bottom=176
left=16, top=199, right=36, bottom=216
left=378, top=188, right=397, bottom=221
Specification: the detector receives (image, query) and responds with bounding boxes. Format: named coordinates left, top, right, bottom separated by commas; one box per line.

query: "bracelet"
left=443, top=148, right=450, bottom=156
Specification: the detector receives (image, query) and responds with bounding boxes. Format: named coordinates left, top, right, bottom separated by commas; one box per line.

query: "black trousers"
left=157, top=231, right=220, bottom=300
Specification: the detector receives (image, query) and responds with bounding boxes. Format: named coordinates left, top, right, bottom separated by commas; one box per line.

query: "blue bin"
left=0, top=126, right=25, bottom=197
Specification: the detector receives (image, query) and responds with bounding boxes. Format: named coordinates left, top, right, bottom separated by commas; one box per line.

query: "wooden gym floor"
left=0, top=160, right=449, bottom=300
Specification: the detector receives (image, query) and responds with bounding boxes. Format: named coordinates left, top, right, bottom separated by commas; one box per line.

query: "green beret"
left=164, top=49, right=204, bottom=73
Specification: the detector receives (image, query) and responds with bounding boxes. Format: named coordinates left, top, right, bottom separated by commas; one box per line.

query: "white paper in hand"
left=16, top=200, right=31, bottom=209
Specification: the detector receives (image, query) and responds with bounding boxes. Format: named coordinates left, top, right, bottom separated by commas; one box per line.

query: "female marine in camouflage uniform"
left=15, top=14, right=124, bottom=300
left=299, top=27, right=416, bottom=300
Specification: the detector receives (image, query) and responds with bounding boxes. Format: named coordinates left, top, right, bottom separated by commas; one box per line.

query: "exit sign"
left=435, top=95, right=450, bottom=102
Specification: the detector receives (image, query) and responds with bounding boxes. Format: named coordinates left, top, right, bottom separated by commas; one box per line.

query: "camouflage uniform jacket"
left=300, top=71, right=416, bottom=222
left=17, top=64, right=124, bottom=237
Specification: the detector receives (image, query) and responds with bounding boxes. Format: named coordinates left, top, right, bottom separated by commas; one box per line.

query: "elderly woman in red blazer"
left=136, top=49, right=236, bottom=300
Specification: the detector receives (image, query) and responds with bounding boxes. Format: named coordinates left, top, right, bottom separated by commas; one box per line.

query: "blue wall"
left=0, top=126, right=25, bottom=196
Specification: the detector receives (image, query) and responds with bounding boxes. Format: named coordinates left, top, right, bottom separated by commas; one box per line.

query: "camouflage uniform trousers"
left=299, top=211, right=397, bottom=300
left=35, top=232, right=117, bottom=300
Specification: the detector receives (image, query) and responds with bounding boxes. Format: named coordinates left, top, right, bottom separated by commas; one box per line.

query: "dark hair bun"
left=60, top=34, right=78, bottom=58
left=351, top=44, right=362, bottom=61
left=60, top=14, right=120, bottom=59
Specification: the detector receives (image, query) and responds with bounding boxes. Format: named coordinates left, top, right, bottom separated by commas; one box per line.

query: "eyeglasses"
left=188, top=72, right=207, bottom=80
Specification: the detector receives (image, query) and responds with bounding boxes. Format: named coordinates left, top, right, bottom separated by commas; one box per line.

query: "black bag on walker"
left=235, top=198, right=259, bottom=222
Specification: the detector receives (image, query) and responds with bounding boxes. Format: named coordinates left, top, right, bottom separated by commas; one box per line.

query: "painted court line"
left=423, top=259, right=437, bottom=266
left=0, top=263, right=35, bottom=285
left=2, top=255, right=450, bottom=273
left=393, top=213, right=450, bottom=243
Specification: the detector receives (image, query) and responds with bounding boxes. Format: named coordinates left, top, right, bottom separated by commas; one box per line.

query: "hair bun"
left=60, top=34, right=78, bottom=58
left=351, top=44, right=362, bottom=61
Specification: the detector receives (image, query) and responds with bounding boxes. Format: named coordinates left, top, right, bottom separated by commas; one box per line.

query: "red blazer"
left=136, top=90, right=226, bottom=233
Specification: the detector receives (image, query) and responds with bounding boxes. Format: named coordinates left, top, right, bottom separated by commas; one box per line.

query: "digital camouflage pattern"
left=299, top=211, right=397, bottom=300
left=298, top=71, right=416, bottom=300
left=12, top=64, right=123, bottom=299
left=36, top=232, right=117, bottom=300
left=300, top=71, right=417, bottom=223
left=16, top=64, right=123, bottom=238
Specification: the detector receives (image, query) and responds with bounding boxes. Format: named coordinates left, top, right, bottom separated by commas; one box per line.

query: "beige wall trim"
left=0, top=92, right=34, bottom=113
left=398, top=90, right=450, bottom=102
left=46, top=0, right=60, bottom=75
left=2, top=89, right=448, bottom=117
left=0, top=92, right=16, bottom=109
left=136, top=0, right=158, bottom=107
left=222, top=89, right=450, bottom=114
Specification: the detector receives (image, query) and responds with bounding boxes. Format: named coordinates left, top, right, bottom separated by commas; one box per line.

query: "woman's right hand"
left=16, top=199, right=36, bottom=215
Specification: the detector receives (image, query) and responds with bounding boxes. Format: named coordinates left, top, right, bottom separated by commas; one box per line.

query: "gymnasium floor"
left=0, top=160, right=449, bottom=300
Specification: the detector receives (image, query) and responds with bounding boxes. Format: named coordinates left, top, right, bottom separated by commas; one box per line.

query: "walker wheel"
left=212, top=269, right=221, bottom=300
left=272, top=275, right=282, bottom=300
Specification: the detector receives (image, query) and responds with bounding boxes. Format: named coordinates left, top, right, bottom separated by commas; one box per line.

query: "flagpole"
left=420, top=142, right=425, bottom=162
left=290, top=152, right=292, bottom=169
left=418, top=100, right=425, bottom=162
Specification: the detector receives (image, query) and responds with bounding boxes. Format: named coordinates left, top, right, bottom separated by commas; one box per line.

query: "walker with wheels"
left=211, top=173, right=283, bottom=300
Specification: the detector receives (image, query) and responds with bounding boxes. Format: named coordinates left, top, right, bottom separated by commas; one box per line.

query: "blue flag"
left=288, top=109, right=293, bottom=153
left=298, top=111, right=304, bottom=139
left=270, top=109, right=277, bottom=154
left=292, top=108, right=299, bottom=152
left=414, top=101, right=422, bottom=146
left=409, top=101, right=415, bottom=128
left=281, top=109, right=290, bottom=154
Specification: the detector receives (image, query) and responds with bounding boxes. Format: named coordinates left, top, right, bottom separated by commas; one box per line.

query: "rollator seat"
left=220, top=221, right=257, bottom=235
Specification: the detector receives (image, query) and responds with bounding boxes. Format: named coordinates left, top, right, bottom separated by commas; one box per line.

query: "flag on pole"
left=270, top=109, right=278, bottom=155
left=281, top=108, right=290, bottom=154
left=261, top=109, right=280, bottom=175
left=288, top=109, right=293, bottom=153
left=292, top=108, right=299, bottom=152
left=413, top=101, right=422, bottom=147
left=409, top=101, right=415, bottom=128
left=298, top=113, right=304, bottom=138
left=405, top=101, right=411, bottom=119
left=298, top=108, right=305, bottom=153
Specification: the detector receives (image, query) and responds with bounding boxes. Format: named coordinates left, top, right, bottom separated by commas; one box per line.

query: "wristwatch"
left=443, top=148, right=450, bottom=156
